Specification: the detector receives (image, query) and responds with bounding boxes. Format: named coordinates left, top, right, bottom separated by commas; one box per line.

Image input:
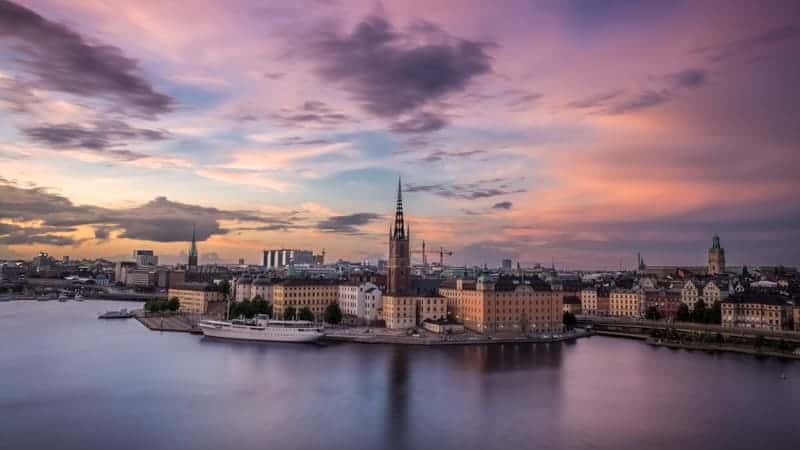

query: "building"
left=643, top=289, right=682, bottom=319
left=338, top=282, right=382, bottom=322
left=580, top=288, right=598, bottom=315
left=707, top=234, right=726, bottom=275
left=609, top=289, right=642, bottom=318
left=169, top=284, right=224, bottom=315
left=126, top=268, right=156, bottom=287
left=272, top=279, right=339, bottom=321
left=439, top=276, right=563, bottom=335
left=563, top=295, right=581, bottom=314
left=501, top=259, right=512, bottom=271
left=387, top=178, right=410, bottom=295
left=262, top=249, right=315, bottom=269
left=681, top=280, right=704, bottom=311
left=794, top=306, right=800, bottom=332
left=233, top=275, right=274, bottom=302
left=156, top=269, right=185, bottom=289
left=133, top=249, right=158, bottom=266
left=721, top=291, right=793, bottom=331
left=188, top=224, right=198, bottom=268
left=114, top=261, right=137, bottom=284
left=702, top=280, right=728, bottom=305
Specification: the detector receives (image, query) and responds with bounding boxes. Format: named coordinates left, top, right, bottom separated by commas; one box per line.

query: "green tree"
left=676, top=303, right=690, bottom=322
left=283, top=305, right=297, bottom=320
left=692, top=300, right=707, bottom=323
left=218, top=279, right=231, bottom=296
left=707, top=300, right=721, bottom=324
left=298, top=307, right=314, bottom=322
left=324, top=302, right=343, bottom=324
left=562, top=311, right=577, bottom=329
left=167, top=297, right=180, bottom=312
left=645, top=306, right=662, bottom=321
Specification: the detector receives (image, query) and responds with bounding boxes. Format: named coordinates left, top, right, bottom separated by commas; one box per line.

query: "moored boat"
left=198, top=315, right=324, bottom=343
left=98, top=308, right=135, bottom=319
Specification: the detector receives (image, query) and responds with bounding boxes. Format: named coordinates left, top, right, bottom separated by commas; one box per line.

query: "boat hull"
left=199, top=322, right=324, bottom=343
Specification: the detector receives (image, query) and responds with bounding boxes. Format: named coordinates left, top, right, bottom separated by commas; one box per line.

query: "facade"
left=681, top=280, right=704, bottom=311
left=382, top=295, right=417, bottom=329
left=262, top=249, right=315, bottom=269
left=609, top=289, right=642, bottom=318
left=170, top=284, right=224, bottom=315
left=563, top=295, right=581, bottom=314
left=133, top=249, right=158, bottom=266
left=643, top=289, right=682, bottom=319
left=795, top=306, right=800, bottom=332
left=707, top=234, right=726, bottom=275
left=233, top=276, right=274, bottom=302
left=439, top=277, right=563, bottom=335
left=338, top=282, right=383, bottom=321
left=387, top=178, right=410, bottom=295
left=721, top=292, right=793, bottom=331
left=126, top=269, right=156, bottom=287
left=702, top=281, right=728, bottom=306
left=580, top=288, right=598, bottom=315
left=272, top=280, right=338, bottom=321
left=114, top=261, right=137, bottom=284
left=156, top=269, right=185, bottom=289
left=188, top=224, right=198, bottom=267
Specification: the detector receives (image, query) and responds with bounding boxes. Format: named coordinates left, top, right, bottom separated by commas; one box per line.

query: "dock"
left=134, top=311, right=202, bottom=333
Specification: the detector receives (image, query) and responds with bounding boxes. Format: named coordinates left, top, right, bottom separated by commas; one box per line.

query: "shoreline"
left=644, top=338, right=800, bottom=360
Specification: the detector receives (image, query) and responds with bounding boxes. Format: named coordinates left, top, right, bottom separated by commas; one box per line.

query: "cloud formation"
left=316, top=213, right=382, bottom=234
left=0, top=180, right=294, bottom=244
left=22, top=120, right=169, bottom=157
left=307, top=15, right=492, bottom=118
left=0, top=0, right=173, bottom=116
left=405, top=178, right=524, bottom=200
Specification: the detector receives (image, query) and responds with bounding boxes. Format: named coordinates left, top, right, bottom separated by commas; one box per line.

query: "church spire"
left=393, top=177, right=406, bottom=240
left=188, top=223, right=198, bottom=267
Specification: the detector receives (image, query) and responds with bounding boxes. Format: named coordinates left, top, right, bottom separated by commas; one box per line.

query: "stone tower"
left=387, top=178, right=410, bottom=294
left=188, top=223, right=198, bottom=267
left=707, top=234, right=725, bottom=275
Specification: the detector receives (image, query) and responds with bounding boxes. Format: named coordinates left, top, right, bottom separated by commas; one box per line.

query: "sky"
left=0, top=0, right=799, bottom=269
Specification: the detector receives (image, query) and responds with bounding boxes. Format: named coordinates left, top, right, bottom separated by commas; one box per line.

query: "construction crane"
left=410, top=240, right=428, bottom=267
left=439, top=247, right=453, bottom=266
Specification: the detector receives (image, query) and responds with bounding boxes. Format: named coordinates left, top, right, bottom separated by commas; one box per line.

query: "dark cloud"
left=22, top=120, right=169, bottom=156
left=0, top=221, right=80, bottom=246
left=264, top=72, right=285, bottom=80
left=0, top=181, right=297, bottom=245
left=271, top=100, right=353, bottom=127
left=0, top=0, right=174, bottom=116
left=566, top=89, right=626, bottom=109
left=307, top=15, right=492, bottom=118
left=273, top=136, right=333, bottom=146
left=691, top=24, right=800, bottom=62
left=405, top=178, right=524, bottom=200
left=607, top=90, right=669, bottom=114
left=417, top=149, right=485, bottom=163
left=390, top=112, right=448, bottom=134
left=316, top=213, right=382, bottom=234
left=492, top=201, right=513, bottom=210
left=669, top=68, right=707, bottom=89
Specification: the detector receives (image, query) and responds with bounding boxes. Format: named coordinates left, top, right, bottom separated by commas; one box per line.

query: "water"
left=1, top=300, right=798, bottom=450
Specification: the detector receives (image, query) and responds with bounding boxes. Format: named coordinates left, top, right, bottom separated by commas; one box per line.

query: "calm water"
left=1, top=300, right=799, bottom=450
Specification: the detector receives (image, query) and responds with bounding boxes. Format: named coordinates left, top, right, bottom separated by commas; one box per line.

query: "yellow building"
left=272, top=280, right=339, bottom=321
left=609, top=290, right=642, bottom=318
left=169, top=284, right=224, bottom=315
left=721, top=293, right=792, bottom=331
left=438, top=277, right=563, bottom=335
left=580, top=288, right=598, bottom=315
left=382, top=295, right=446, bottom=329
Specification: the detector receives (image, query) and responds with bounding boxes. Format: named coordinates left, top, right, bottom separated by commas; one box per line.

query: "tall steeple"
left=387, top=177, right=410, bottom=294
left=393, top=177, right=406, bottom=240
left=188, top=223, right=198, bottom=267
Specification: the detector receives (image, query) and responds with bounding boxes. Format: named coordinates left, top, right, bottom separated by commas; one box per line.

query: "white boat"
left=198, top=314, right=325, bottom=343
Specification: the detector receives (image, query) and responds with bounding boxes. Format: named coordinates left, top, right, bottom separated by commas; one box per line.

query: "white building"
left=233, top=275, right=273, bottom=302
left=262, top=249, right=314, bottom=269
left=133, top=249, right=158, bottom=266
left=338, top=282, right=382, bottom=322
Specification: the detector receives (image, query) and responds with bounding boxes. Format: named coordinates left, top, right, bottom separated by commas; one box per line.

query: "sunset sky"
left=1, top=0, right=798, bottom=268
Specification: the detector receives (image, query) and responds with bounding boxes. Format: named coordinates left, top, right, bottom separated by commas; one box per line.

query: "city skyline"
left=1, top=0, right=799, bottom=268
